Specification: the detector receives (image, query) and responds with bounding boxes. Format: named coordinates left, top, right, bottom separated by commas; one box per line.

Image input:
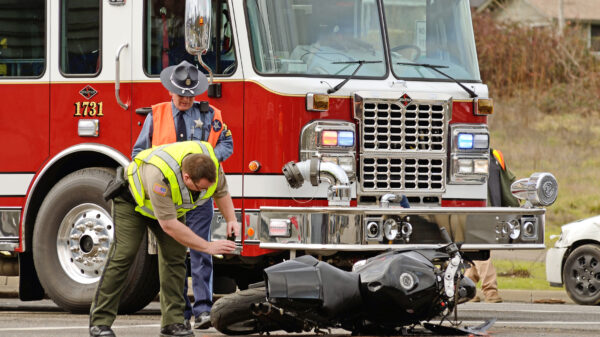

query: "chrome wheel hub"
left=57, top=203, right=114, bottom=284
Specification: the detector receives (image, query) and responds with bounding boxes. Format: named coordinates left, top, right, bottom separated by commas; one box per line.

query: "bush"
left=472, top=11, right=600, bottom=108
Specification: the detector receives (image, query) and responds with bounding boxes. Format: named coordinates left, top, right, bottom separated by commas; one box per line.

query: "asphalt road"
left=0, top=299, right=599, bottom=337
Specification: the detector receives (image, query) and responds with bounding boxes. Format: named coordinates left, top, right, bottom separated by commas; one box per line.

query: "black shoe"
left=184, top=318, right=192, bottom=331
left=159, top=323, right=194, bottom=337
left=89, top=325, right=116, bottom=337
left=194, top=311, right=211, bottom=329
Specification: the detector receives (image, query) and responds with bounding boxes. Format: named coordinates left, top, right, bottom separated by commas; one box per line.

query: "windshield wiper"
left=327, top=60, right=382, bottom=94
left=397, top=62, right=477, bottom=98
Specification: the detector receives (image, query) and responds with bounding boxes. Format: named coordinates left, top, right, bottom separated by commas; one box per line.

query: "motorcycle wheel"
left=211, top=287, right=277, bottom=335
left=563, top=244, right=600, bottom=305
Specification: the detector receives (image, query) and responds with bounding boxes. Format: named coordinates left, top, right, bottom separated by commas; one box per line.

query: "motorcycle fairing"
left=264, top=254, right=361, bottom=317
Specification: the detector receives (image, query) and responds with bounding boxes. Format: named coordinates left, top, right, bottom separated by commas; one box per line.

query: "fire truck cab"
left=0, top=0, right=557, bottom=313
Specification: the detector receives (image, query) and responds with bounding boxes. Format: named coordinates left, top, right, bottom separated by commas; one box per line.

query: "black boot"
left=89, top=325, right=116, bottom=337
left=159, top=323, right=194, bottom=337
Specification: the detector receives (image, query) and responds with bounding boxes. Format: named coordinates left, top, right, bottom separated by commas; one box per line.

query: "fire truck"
left=0, top=0, right=557, bottom=313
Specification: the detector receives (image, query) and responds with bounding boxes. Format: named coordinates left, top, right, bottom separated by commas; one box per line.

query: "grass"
left=489, top=98, right=600, bottom=235
left=492, top=259, right=558, bottom=291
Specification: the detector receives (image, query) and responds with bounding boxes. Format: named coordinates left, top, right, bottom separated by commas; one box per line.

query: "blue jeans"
left=183, top=200, right=214, bottom=319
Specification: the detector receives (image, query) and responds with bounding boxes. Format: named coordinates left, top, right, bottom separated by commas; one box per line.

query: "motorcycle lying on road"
left=211, top=228, right=495, bottom=336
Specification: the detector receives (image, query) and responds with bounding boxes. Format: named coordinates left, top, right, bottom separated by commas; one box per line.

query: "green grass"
left=492, top=259, right=558, bottom=291
left=489, top=97, right=600, bottom=237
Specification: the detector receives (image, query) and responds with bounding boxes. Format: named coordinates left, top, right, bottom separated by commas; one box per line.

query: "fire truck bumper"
left=250, top=206, right=545, bottom=252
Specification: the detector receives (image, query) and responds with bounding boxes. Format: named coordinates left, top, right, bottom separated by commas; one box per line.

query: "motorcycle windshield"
left=384, top=0, right=481, bottom=81
left=245, top=0, right=387, bottom=77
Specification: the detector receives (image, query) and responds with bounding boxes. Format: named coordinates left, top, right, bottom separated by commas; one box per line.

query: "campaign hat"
left=160, top=60, right=208, bottom=97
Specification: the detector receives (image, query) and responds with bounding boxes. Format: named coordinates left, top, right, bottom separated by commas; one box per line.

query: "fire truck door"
left=0, top=1, right=48, bottom=247
left=48, top=0, right=133, bottom=156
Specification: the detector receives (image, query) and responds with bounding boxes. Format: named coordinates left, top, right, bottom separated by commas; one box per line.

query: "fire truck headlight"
left=450, top=156, right=488, bottom=184
left=457, top=159, right=473, bottom=174
left=456, top=158, right=488, bottom=174
left=449, top=124, right=489, bottom=184
left=473, top=159, right=489, bottom=174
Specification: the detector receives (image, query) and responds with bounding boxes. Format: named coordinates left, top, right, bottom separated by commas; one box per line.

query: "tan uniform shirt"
left=133, top=163, right=229, bottom=221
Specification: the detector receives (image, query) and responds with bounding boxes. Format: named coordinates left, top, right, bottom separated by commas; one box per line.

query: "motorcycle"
left=211, top=228, right=495, bottom=336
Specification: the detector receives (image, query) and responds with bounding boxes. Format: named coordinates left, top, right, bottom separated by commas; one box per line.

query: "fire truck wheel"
left=32, top=167, right=159, bottom=314
left=212, top=287, right=280, bottom=335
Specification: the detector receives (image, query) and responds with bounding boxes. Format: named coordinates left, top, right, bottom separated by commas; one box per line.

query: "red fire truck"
left=0, top=0, right=557, bottom=313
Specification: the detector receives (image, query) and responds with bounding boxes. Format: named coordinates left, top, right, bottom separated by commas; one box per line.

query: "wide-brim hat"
left=160, top=60, right=208, bottom=97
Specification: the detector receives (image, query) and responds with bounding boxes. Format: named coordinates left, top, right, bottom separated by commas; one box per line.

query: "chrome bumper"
left=254, top=206, right=545, bottom=252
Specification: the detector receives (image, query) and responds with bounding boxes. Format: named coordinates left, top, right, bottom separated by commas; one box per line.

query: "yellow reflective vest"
left=126, top=141, right=220, bottom=219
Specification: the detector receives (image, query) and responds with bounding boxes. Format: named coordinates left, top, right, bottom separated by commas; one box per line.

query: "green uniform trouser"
left=89, top=197, right=187, bottom=328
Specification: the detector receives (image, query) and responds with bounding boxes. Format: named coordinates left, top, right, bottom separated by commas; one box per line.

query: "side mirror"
left=511, top=172, right=558, bottom=207
left=185, top=0, right=212, bottom=56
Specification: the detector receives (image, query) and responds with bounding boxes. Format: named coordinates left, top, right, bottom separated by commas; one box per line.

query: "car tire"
left=562, top=244, right=600, bottom=305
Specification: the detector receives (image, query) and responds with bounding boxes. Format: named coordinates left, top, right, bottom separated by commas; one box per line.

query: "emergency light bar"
left=320, top=130, right=354, bottom=147
left=457, top=133, right=488, bottom=150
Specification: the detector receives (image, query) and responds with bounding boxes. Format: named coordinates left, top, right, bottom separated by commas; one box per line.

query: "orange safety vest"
left=151, top=102, right=223, bottom=147
left=492, top=149, right=506, bottom=171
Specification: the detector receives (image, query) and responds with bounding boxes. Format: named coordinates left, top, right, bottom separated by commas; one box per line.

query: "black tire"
left=563, top=244, right=600, bottom=305
left=211, top=287, right=271, bottom=335
left=32, top=167, right=159, bottom=314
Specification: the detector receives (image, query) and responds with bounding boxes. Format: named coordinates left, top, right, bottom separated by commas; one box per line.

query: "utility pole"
left=557, top=0, right=564, bottom=36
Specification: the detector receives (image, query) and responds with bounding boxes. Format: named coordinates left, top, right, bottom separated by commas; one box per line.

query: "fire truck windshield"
left=385, top=0, right=480, bottom=82
left=246, top=0, right=480, bottom=82
left=246, top=0, right=386, bottom=77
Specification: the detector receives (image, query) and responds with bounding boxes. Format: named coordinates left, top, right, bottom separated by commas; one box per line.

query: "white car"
left=546, top=215, right=600, bottom=305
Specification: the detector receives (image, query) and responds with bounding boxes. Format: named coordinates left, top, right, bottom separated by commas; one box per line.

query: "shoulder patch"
left=212, top=120, right=223, bottom=132
left=153, top=183, right=168, bottom=196
left=225, top=129, right=232, bottom=137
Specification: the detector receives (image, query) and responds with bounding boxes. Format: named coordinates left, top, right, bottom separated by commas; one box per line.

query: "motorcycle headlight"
left=399, top=272, right=417, bottom=291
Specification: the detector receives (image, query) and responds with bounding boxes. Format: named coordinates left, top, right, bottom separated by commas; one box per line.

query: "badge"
left=212, top=120, right=222, bottom=132
left=79, top=85, right=98, bottom=100
left=153, top=183, right=168, bottom=196
left=399, top=93, right=412, bottom=107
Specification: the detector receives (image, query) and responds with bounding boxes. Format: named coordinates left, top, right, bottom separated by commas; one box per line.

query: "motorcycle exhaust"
left=251, top=302, right=273, bottom=316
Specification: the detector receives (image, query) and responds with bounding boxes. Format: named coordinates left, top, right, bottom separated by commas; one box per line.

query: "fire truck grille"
left=358, top=97, right=449, bottom=195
